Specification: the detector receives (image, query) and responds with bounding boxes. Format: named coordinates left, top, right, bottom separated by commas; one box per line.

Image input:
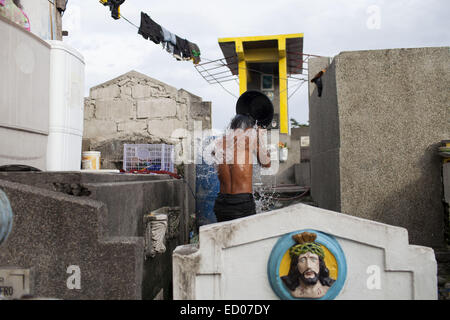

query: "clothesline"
left=101, top=2, right=306, bottom=100
left=120, top=13, right=139, bottom=30
left=100, top=1, right=201, bottom=64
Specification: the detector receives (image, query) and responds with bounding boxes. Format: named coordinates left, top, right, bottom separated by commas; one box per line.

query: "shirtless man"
left=212, top=114, right=271, bottom=222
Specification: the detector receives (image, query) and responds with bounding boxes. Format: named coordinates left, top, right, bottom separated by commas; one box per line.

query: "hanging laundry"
left=135, top=10, right=201, bottom=64
left=187, top=41, right=201, bottom=64
left=162, top=42, right=175, bottom=55
left=100, top=0, right=125, bottom=20
left=175, top=36, right=192, bottom=60
left=160, top=25, right=177, bottom=46
left=311, top=69, right=326, bottom=97
left=138, top=11, right=163, bottom=44
left=173, top=45, right=182, bottom=61
left=160, top=25, right=177, bottom=54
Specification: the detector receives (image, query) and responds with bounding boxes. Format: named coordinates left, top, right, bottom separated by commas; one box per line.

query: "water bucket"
left=236, top=90, right=274, bottom=128
left=82, top=151, right=101, bottom=170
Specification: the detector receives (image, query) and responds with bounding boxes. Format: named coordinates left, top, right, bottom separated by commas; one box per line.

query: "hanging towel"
left=160, top=25, right=177, bottom=54
left=160, top=25, right=176, bottom=45
left=162, top=41, right=175, bottom=54
left=138, top=11, right=163, bottom=44
left=311, top=69, right=326, bottom=97
left=160, top=25, right=170, bottom=42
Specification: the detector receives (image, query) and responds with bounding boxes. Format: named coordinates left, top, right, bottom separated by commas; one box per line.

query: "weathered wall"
left=173, top=203, right=437, bottom=300
left=83, top=70, right=212, bottom=170
left=275, top=134, right=301, bottom=185
left=292, top=127, right=311, bottom=186
left=309, top=47, right=450, bottom=247
left=308, top=57, right=340, bottom=209
left=291, top=126, right=310, bottom=162
left=82, top=71, right=209, bottom=225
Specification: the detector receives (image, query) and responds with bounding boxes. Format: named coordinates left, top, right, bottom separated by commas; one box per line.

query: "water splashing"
left=252, top=164, right=276, bottom=213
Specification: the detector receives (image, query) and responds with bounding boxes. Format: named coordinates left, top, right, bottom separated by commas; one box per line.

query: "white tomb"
left=173, top=203, right=437, bottom=300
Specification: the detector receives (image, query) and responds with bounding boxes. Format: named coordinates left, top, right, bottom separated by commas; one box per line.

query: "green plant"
left=290, top=118, right=309, bottom=128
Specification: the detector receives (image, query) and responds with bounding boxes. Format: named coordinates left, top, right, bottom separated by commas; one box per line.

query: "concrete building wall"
left=309, top=47, right=450, bottom=247
left=274, top=134, right=300, bottom=185
left=82, top=71, right=210, bottom=226
left=309, top=57, right=341, bottom=210
left=292, top=127, right=311, bottom=187
left=83, top=70, right=212, bottom=170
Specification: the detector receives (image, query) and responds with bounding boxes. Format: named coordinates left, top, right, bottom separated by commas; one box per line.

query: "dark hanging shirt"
left=138, top=12, right=163, bottom=44
left=175, top=35, right=192, bottom=59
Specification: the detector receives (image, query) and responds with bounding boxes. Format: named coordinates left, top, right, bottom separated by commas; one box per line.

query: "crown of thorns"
left=289, top=232, right=325, bottom=259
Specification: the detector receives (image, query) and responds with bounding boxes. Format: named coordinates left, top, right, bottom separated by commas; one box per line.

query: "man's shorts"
left=213, top=193, right=256, bottom=222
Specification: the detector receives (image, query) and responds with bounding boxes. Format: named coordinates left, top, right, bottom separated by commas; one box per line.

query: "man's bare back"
left=214, top=128, right=271, bottom=194
left=212, top=113, right=271, bottom=222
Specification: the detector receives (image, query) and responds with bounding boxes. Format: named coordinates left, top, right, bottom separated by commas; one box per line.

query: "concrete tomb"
left=173, top=203, right=437, bottom=300
left=0, top=172, right=189, bottom=299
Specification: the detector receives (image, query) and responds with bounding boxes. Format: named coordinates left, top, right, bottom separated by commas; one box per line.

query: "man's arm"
left=257, top=128, right=271, bottom=168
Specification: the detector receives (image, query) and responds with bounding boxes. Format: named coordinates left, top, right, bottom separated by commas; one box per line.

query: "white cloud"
left=62, top=0, right=450, bottom=131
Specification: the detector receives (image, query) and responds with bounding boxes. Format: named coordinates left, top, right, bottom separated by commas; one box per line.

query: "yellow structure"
left=218, top=34, right=304, bottom=134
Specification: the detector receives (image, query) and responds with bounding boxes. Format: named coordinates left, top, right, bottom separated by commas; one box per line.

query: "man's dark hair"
left=281, top=255, right=335, bottom=291
left=229, top=114, right=256, bottom=130
left=13, top=0, right=23, bottom=9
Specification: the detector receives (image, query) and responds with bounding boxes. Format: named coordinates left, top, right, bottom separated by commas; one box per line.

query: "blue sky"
left=62, top=0, right=450, bottom=131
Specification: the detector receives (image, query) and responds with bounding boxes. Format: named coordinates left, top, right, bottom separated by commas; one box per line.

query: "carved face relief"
left=268, top=230, right=347, bottom=300
left=277, top=231, right=338, bottom=299
left=297, top=252, right=320, bottom=284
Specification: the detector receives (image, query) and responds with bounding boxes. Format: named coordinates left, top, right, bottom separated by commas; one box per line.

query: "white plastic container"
left=279, top=147, right=288, bottom=162
left=46, top=40, right=85, bottom=171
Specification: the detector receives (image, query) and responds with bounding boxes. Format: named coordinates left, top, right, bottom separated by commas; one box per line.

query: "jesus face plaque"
left=267, top=229, right=347, bottom=300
